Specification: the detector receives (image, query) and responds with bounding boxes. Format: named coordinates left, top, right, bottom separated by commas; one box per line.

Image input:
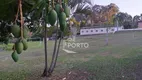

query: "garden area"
left=0, top=0, right=142, bottom=80
left=0, top=31, right=142, bottom=80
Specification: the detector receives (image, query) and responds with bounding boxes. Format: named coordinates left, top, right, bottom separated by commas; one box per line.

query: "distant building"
left=138, top=21, right=142, bottom=28
left=80, top=27, right=123, bottom=35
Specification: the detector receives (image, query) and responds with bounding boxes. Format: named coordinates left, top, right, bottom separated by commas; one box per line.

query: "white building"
left=80, top=27, right=123, bottom=35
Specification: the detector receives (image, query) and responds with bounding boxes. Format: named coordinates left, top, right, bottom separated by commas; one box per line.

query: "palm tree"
left=67, top=0, right=93, bottom=40
left=68, top=0, right=92, bottom=17
left=75, top=4, right=92, bottom=25
left=68, top=0, right=92, bottom=9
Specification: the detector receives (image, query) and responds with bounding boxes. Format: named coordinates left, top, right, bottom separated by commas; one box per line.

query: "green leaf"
left=31, top=0, right=44, bottom=10
left=64, top=0, right=68, bottom=4
left=32, top=1, right=46, bottom=20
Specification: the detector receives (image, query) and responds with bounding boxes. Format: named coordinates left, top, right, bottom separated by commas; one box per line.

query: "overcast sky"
left=91, top=0, right=142, bottom=17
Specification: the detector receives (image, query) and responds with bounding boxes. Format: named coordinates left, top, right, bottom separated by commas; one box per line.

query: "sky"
left=91, top=0, right=142, bottom=17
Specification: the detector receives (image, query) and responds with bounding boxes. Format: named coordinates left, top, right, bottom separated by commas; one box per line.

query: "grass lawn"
left=0, top=31, right=142, bottom=80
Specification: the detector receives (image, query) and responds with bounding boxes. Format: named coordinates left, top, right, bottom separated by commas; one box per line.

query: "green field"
left=0, top=31, right=142, bottom=80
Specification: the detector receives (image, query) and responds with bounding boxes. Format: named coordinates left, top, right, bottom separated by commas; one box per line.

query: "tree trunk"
left=48, top=32, right=63, bottom=76
left=47, top=19, right=59, bottom=76
left=71, top=26, right=77, bottom=41
left=116, top=20, right=119, bottom=31
left=42, top=22, right=48, bottom=77
left=105, top=27, right=109, bottom=46
left=42, top=8, right=48, bottom=77
left=133, top=30, right=135, bottom=38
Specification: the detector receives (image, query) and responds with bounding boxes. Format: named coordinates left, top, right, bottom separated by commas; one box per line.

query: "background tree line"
left=0, top=0, right=142, bottom=43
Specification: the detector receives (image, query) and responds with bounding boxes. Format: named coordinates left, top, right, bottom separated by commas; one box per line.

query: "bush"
left=123, top=21, right=132, bottom=29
